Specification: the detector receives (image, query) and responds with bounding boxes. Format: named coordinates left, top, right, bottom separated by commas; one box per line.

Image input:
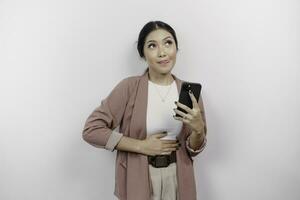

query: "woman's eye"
left=165, top=40, right=173, bottom=46
left=148, top=43, right=156, bottom=48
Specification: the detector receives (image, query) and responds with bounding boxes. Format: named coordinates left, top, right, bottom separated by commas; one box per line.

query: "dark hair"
left=137, top=21, right=179, bottom=58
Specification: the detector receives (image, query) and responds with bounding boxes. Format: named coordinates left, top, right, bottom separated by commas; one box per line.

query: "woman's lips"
left=158, top=60, right=170, bottom=64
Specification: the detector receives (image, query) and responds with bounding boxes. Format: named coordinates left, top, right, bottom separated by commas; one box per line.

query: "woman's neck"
left=148, top=69, right=174, bottom=86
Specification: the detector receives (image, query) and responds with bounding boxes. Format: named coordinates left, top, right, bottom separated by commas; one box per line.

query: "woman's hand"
left=173, top=91, right=205, bottom=134
left=140, top=132, right=180, bottom=156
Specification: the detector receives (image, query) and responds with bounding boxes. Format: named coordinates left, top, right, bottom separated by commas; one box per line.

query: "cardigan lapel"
left=128, top=72, right=148, bottom=139
left=125, top=72, right=150, bottom=200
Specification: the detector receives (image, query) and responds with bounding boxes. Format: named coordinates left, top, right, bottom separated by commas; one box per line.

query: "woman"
left=82, top=21, right=207, bottom=200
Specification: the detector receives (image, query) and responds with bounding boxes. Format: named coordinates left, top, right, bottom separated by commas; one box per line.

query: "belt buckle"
left=154, top=155, right=170, bottom=168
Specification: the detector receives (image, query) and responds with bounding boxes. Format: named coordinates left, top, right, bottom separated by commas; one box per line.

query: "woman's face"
left=143, top=29, right=177, bottom=75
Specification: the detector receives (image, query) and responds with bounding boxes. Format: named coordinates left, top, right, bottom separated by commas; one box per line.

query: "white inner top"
left=146, top=80, right=183, bottom=140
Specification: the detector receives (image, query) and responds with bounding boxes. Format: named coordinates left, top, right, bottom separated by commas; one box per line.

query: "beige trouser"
left=148, top=162, right=179, bottom=200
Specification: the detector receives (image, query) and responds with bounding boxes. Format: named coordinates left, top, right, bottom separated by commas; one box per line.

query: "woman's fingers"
left=188, top=91, right=199, bottom=109
left=162, top=142, right=180, bottom=149
left=156, top=132, right=168, bottom=138
left=162, top=148, right=175, bottom=154
left=173, top=108, right=192, bottom=120
left=146, top=133, right=181, bottom=155
left=169, top=143, right=180, bottom=148
left=175, top=101, right=193, bottom=114
left=161, top=139, right=177, bottom=144
left=156, top=139, right=180, bottom=155
left=173, top=114, right=190, bottom=124
left=161, top=151, right=171, bottom=155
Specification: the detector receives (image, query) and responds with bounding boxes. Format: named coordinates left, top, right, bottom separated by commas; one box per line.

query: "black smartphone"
left=176, top=82, right=202, bottom=117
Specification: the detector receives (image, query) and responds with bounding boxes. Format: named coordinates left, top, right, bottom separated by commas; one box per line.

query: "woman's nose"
left=158, top=47, right=166, bottom=57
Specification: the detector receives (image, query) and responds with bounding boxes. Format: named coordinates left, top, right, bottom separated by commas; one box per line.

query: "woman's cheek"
left=168, top=48, right=176, bottom=56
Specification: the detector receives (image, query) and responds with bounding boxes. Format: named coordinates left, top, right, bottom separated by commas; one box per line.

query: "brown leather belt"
left=148, top=151, right=176, bottom=168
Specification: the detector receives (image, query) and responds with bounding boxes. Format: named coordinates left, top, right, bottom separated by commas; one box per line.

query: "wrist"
left=136, top=139, right=145, bottom=154
left=191, top=131, right=204, bottom=140
left=191, top=128, right=205, bottom=142
left=193, top=127, right=205, bottom=135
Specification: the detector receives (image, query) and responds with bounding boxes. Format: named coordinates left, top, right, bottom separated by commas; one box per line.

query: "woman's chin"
left=149, top=64, right=174, bottom=75
left=158, top=65, right=173, bottom=73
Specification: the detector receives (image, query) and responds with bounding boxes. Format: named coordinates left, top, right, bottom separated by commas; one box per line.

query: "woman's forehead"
left=145, top=29, right=174, bottom=42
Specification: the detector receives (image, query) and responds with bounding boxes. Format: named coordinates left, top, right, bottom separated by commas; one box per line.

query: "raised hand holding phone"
left=173, top=82, right=205, bottom=133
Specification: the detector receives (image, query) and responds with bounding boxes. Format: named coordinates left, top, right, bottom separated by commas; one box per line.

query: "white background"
left=1, top=0, right=299, bottom=199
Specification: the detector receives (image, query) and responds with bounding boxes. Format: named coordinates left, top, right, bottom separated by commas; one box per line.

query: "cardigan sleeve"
left=185, top=94, right=208, bottom=157
left=82, top=78, right=131, bottom=151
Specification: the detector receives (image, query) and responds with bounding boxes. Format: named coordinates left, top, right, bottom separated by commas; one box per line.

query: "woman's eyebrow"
left=146, top=40, right=156, bottom=44
left=163, top=36, right=172, bottom=41
left=146, top=36, right=173, bottom=44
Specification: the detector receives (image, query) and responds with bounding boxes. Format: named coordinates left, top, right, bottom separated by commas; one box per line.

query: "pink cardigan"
left=82, top=71, right=207, bottom=200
